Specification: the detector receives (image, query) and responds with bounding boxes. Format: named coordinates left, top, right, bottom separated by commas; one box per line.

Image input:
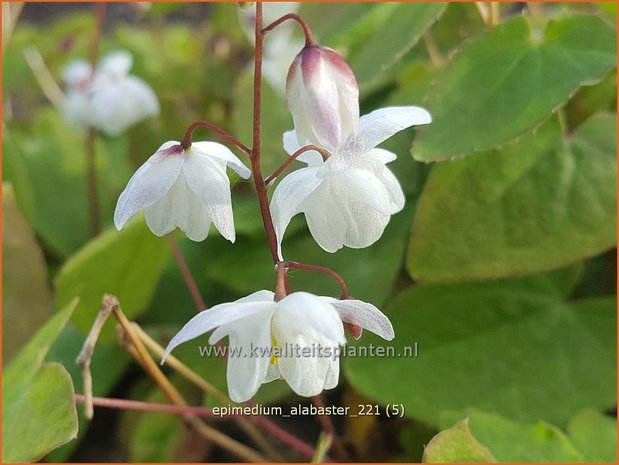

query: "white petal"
left=161, top=301, right=276, bottom=363
left=236, top=290, right=275, bottom=303
left=324, top=358, right=340, bottom=390
left=183, top=150, right=236, bottom=242
left=342, top=106, right=432, bottom=157
left=282, top=130, right=324, bottom=166
left=209, top=308, right=277, bottom=403
left=276, top=292, right=346, bottom=345
left=62, top=91, right=92, bottom=132
left=114, top=142, right=183, bottom=229
left=270, top=167, right=323, bottom=257
left=301, top=183, right=347, bottom=253
left=98, top=50, right=133, bottom=78
left=354, top=152, right=405, bottom=213
left=263, top=364, right=281, bottom=384
left=276, top=336, right=332, bottom=397
left=322, top=298, right=395, bottom=341
left=191, top=141, right=251, bottom=179
left=62, top=60, right=92, bottom=88
left=339, top=167, right=392, bottom=215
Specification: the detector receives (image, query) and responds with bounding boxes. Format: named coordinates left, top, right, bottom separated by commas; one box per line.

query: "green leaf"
left=344, top=274, right=616, bottom=427
left=413, top=14, right=617, bottom=161
left=437, top=410, right=582, bottom=462
left=55, top=218, right=170, bottom=338
left=5, top=110, right=130, bottom=257
left=422, top=418, right=496, bottom=463
left=408, top=113, right=617, bottom=283
left=3, top=303, right=79, bottom=462
left=2, top=183, right=52, bottom=362
left=350, top=3, right=447, bottom=90
left=567, top=410, right=617, bottom=462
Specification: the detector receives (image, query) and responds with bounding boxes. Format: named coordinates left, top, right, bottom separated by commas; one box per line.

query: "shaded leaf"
left=344, top=273, right=616, bottom=427
left=567, top=410, right=617, bottom=463
left=55, top=218, right=170, bottom=339
left=3, top=303, right=79, bottom=462
left=413, top=14, right=616, bottom=160
left=408, top=113, right=617, bottom=282
left=423, top=418, right=495, bottom=463
left=2, top=183, right=52, bottom=362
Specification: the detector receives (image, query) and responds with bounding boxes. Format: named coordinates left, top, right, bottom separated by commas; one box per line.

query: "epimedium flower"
left=62, top=50, right=159, bottom=136
left=161, top=290, right=394, bottom=403
left=114, top=141, right=251, bottom=242
left=271, top=106, right=432, bottom=255
left=286, top=45, right=359, bottom=153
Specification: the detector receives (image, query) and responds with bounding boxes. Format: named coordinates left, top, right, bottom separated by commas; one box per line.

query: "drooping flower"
left=62, top=50, right=159, bottom=136
left=161, top=290, right=394, bottom=402
left=286, top=45, right=359, bottom=153
left=271, top=106, right=431, bottom=255
left=114, top=141, right=250, bottom=242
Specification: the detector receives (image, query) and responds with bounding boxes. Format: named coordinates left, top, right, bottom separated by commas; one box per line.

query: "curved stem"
left=284, top=261, right=350, bottom=299
left=181, top=120, right=251, bottom=155
left=167, top=235, right=207, bottom=311
left=265, top=145, right=330, bottom=187
left=262, top=13, right=317, bottom=48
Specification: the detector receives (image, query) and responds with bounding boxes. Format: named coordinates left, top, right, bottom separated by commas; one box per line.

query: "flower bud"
left=286, top=46, right=359, bottom=152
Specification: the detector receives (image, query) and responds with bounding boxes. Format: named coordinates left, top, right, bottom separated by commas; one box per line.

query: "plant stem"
left=85, top=128, right=100, bottom=236
left=180, top=120, right=251, bottom=155
left=250, top=2, right=281, bottom=264
left=312, top=395, right=349, bottom=461
left=112, top=295, right=267, bottom=462
left=84, top=2, right=107, bottom=237
left=265, top=144, right=331, bottom=187
left=167, top=234, right=207, bottom=310
left=261, top=13, right=317, bottom=47
left=284, top=261, right=351, bottom=299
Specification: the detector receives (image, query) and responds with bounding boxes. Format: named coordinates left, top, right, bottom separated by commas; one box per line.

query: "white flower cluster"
left=113, top=8, right=431, bottom=403
left=62, top=50, right=159, bottom=135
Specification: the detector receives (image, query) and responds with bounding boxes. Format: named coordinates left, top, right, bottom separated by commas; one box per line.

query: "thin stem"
left=312, top=395, right=349, bottom=461
left=167, top=235, right=207, bottom=310
left=23, top=47, right=65, bottom=109
left=2, top=2, right=24, bottom=52
left=489, top=2, right=500, bottom=27
left=265, top=145, right=331, bottom=187
left=180, top=120, right=251, bottom=155
left=76, top=297, right=115, bottom=419
left=423, top=32, right=444, bottom=68
left=84, top=2, right=107, bottom=237
left=261, top=13, right=317, bottom=48
left=284, top=261, right=351, bottom=299
left=85, top=128, right=100, bottom=236
left=132, top=323, right=285, bottom=461
left=474, top=2, right=490, bottom=25
left=76, top=394, right=221, bottom=417
left=251, top=2, right=281, bottom=264
left=112, top=295, right=267, bottom=462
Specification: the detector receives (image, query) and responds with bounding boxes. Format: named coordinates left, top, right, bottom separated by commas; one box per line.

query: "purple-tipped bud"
left=286, top=46, right=359, bottom=153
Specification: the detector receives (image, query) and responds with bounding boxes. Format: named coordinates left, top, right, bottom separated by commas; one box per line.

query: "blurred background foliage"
left=2, top=2, right=617, bottom=462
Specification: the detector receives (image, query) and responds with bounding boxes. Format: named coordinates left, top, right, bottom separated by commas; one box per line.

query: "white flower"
left=161, top=290, right=394, bottom=402
left=114, top=141, right=250, bottom=242
left=271, top=106, right=432, bottom=255
left=286, top=46, right=358, bottom=153
left=61, top=50, right=159, bottom=136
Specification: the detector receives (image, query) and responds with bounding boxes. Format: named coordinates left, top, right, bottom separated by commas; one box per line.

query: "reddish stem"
left=312, top=395, right=349, bottom=461
left=284, top=261, right=351, bottom=299
left=75, top=394, right=320, bottom=461
left=250, top=3, right=281, bottom=265
left=262, top=13, right=317, bottom=48
left=265, top=144, right=331, bottom=187
left=167, top=235, right=207, bottom=311
left=181, top=120, right=251, bottom=155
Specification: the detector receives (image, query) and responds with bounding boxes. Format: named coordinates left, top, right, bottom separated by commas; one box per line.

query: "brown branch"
left=180, top=120, right=251, bottom=155
left=284, top=261, right=351, bottom=299
left=167, top=234, right=207, bottom=310
left=265, top=145, right=331, bottom=187
left=261, top=13, right=317, bottom=47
